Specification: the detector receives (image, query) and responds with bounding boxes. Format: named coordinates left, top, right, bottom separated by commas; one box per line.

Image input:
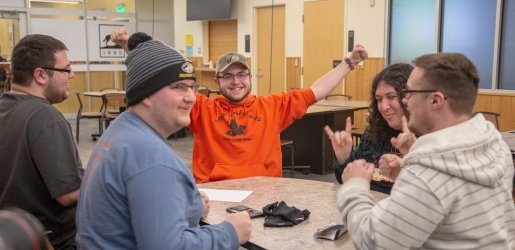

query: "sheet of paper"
left=198, top=188, right=252, bottom=202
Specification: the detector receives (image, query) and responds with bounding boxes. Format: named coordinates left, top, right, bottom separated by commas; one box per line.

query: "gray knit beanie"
left=125, top=38, right=196, bottom=106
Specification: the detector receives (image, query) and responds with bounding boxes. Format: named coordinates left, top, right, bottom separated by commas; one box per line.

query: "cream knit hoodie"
left=337, top=114, right=515, bottom=249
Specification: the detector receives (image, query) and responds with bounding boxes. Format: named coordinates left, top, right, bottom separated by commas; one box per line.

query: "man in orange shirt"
left=111, top=27, right=368, bottom=183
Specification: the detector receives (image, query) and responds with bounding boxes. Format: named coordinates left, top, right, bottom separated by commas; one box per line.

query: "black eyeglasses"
left=169, top=83, right=200, bottom=94
left=218, top=72, right=250, bottom=81
left=41, top=67, right=72, bottom=74
left=402, top=89, right=447, bottom=100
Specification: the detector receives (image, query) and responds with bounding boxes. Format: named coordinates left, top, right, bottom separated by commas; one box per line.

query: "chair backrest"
left=198, top=86, right=210, bottom=97
left=103, top=93, right=126, bottom=115
left=325, top=94, right=352, bottom=101
left=474, top=111, right=500, bottom=130
left=74, top=92, right=84, bottom=115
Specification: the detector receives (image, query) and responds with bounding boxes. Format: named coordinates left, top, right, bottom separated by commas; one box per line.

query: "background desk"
left=199, top=176, right=387, bottom=250
left=281, top=101, right=369, bottom=175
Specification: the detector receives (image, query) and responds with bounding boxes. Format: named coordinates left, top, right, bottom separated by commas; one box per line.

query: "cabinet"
left=196, top=68, right=218, bottom=90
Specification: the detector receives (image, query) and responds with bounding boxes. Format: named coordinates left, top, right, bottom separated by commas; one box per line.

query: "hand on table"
left=199, top=191, right=210, bottom=219
left=225, top=211, right=252, bottom=244
left=390, top=116, right=416, bottom=155
left=378, top=153, right=402, bottom=181
left=324, top=117, right=353, bottom=165
left=341, top=159, right=375, bottom=183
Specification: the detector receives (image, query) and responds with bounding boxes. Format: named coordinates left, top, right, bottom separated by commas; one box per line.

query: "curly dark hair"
left=367, top=63, right=413, bottom=144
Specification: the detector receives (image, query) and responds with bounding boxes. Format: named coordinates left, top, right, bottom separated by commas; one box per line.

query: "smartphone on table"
left=226, top=204, right=264, bottom=219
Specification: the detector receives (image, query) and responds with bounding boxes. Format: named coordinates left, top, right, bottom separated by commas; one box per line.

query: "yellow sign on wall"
left=185, top=34, right=193, bottom=46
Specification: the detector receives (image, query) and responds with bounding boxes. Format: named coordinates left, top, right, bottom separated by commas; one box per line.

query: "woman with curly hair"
left=324, top=63, right=413, bottom=194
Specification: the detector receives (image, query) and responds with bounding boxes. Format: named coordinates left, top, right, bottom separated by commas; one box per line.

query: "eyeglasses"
left=169, top=83, right=200, bottom=94
left=402, top=88, right=437, bottom=99
left=218, top=72, right=250, bottom=81
left=41, top=66, right=72, bottom=74
left=402, top=88, right=448, bottom=100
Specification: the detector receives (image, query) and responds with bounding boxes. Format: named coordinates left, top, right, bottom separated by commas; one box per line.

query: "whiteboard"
left=31, top=18, right=87, bottom=61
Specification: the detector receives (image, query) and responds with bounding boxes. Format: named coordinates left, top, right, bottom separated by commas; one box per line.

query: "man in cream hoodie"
left=337, top=52, right=515, bottom=249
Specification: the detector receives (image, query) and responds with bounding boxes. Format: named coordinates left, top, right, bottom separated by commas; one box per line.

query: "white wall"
left=173, top=0, right=387, bottom=59
left=346, top=0, right=386, bottom=57
left=172, top=0, right=204, bottom=55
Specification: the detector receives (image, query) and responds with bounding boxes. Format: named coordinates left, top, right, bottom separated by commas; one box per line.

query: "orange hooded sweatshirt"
left=188, top=88, right=317, bottom=183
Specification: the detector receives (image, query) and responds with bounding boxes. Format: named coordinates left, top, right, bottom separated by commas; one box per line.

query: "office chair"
left=75, top=92, right=103, bottom=143
left=351, top=127, right=366, bottom=149
left=281, top=139, right=310, bottom=177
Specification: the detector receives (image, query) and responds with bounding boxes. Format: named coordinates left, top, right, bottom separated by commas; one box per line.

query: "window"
left=389, top=0, right=515, bottom=90
left=499, top=0, right=515, bottom=90
left=389, top=0, right=436, bottom=64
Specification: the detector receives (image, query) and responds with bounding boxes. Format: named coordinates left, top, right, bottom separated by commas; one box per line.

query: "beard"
left=45, top=79, right=69, bottom=104
left=220, top=85, right=251, bottom=104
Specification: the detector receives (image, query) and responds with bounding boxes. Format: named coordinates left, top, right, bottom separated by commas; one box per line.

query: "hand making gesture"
left=324, top=117, right=354, bottom=165
left=390, top=116, right=416, bottom=155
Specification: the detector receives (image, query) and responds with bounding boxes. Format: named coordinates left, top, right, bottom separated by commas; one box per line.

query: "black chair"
left=351, top=127, right=366, bottom=149
left=75, top=92, right=103, bottom=143
left=281, top=139, right=310, bottom=177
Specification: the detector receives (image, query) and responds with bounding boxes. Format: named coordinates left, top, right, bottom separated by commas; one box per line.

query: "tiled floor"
left=68, top=113, right=338, bottom=183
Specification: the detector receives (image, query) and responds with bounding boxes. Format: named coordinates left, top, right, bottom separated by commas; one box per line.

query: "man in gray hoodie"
left=337, top=52, right=515, bottom=249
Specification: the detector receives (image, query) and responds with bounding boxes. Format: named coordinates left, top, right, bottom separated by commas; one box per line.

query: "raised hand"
left=348, top=44, right=368, bottom=65
left=324, top=116, right=354, bottom=165
left=110, top=27, right=129, bottom=52
left=390, top=116, right=416, bottom=155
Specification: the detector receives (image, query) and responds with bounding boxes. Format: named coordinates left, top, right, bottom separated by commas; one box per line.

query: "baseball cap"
left=215, top=52, right=249, bottom=76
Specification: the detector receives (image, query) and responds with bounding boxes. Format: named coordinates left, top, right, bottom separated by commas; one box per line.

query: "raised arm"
left=310, top=44, right=368, bottom=100
left=110, top=27, right=129, bottom=52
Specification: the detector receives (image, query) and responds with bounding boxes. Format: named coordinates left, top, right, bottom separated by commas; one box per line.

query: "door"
left=0, top=17, right=20, bottom=93
left=256, top=5, right=285, bottom=95
left=303, top=0, right=344, bottom=93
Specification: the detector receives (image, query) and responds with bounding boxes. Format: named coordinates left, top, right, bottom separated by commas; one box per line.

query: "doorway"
left=0, top=17, right=19, bottom=93
left=303, top=0, right=344, bottom=93
left=256, top=5, right=285, bottom=95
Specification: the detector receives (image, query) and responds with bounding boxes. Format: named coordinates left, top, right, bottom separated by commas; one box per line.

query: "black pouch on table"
left=262, top=201, right=310, bottom=227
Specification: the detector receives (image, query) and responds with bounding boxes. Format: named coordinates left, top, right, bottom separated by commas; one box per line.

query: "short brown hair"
left=413, top=53, right=479, bottom=115
left=11, top=34, right=67, bottom=86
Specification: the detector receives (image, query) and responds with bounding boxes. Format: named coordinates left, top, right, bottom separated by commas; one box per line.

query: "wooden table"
left=199, top=176, right=387, bottom=250
left=83, top=90, right=126, bottom=97
left=83, top=90, right=126, bottom=139
left=83, top=90, right=126, bottom=111
left=281, top=101, right=369, bottom=174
